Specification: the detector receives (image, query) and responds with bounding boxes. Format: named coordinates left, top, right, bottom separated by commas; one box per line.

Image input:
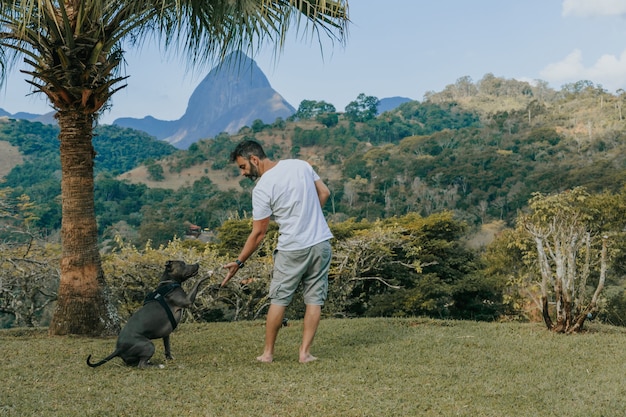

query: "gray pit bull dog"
left=86, top=260, right=210, bottom=369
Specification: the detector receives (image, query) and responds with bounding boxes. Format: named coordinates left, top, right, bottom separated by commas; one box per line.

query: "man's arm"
left=221, top=217, right=270, bottom=286
left=315, top=179, right=330, bottom=207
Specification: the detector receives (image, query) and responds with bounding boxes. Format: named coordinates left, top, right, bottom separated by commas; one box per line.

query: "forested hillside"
left=0, top=120, right=177, bottom=237
left=2, top=75, right=626, bottom=246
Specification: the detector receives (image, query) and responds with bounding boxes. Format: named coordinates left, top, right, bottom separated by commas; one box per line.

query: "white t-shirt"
left=252, top=159, right=333, bottom=251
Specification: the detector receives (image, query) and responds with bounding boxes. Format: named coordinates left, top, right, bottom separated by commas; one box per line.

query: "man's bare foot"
left=256, top=354, right=273, bottom=363
left=299, top=353, right=318, bottom=363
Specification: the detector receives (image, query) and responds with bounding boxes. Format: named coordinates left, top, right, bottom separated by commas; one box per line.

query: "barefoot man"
left=221, top=140, right=333, bottom=363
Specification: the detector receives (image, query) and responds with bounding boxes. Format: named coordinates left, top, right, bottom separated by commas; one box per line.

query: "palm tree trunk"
left=48, top=110, right=119, bottom=336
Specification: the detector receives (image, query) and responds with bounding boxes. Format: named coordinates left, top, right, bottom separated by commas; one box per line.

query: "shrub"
left=0, top=240, right=60, bottom=328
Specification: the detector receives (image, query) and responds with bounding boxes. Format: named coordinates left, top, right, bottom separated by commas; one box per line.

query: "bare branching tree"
left=518, top=187, right=608, bottom=333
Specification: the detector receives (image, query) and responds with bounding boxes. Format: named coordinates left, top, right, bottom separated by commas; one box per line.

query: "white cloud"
left=562, top=0, right=626, bottom=17
left=540, top=49, right=626, bottom=91
left=541, top=49, right=585, bottom=80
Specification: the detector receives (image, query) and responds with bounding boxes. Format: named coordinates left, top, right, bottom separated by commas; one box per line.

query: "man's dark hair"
left=230, top=140, right=267, bottom=162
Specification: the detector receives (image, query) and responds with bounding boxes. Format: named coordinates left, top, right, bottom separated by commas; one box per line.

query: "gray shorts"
left=269, top=240, right=332, bottom=306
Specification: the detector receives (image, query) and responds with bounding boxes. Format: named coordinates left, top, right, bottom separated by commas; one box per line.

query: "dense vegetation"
left=4, top=76, right=626, bottom=244
left=0, top=121, right=177, bottom=237
left=2, top=74, right=626, bottom=328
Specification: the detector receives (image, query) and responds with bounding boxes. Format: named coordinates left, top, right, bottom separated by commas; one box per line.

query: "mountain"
left=0, top=51, right=412, bottom=147
left=377, top=96, right=413, bottom=114
left=0, top=107, right=56, bottom=124
left=114, top=52, right=296, bottom=149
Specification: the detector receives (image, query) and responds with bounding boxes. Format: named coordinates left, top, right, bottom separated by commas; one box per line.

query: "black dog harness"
left=144, top=282, right=181, bottom=330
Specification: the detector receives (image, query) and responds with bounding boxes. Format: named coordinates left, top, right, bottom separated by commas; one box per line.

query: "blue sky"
left=2, top=0, right=626, bottom=124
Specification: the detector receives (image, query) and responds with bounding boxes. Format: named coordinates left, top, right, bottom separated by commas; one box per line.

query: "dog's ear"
left=165, top=260, right=172, bottom=269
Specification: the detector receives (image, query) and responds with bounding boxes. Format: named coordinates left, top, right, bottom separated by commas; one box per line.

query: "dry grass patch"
left=0, top=140, right=23, bottom=179
left=118, top=161, right=241, bottom=190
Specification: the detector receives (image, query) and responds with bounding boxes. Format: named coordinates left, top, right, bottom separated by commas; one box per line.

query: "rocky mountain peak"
left=114, top=51, right=295, bottom=149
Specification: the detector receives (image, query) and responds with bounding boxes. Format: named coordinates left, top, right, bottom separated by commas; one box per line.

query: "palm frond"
left=0, top=0, right=349, bottom=110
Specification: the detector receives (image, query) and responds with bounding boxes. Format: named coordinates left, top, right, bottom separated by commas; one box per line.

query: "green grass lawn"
left=1, top=317, right=625, bottom=417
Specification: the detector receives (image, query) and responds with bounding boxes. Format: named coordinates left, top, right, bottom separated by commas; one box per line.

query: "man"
left=221, top=140, right=333, bottom=363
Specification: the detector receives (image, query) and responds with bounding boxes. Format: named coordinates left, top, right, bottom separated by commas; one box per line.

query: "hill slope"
left=0, top=139, right=23, bottom=179
left=3, top=74, right=626, bottom=242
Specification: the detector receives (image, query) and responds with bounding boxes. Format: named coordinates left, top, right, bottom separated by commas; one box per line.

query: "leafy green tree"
left=293, top=99, right=336, bottom=120
left=292, top=126, right=325, bottom=147
left=395, top=101, right=480, bottom=135
left=603, top=288, right=626, bottom=326
left=327, top=221, right=408, bottom=316
left=94, top=174, right=149, bottom=232
left=271, top=117, right=286, bottom=129
left=214, top=218, right=278, bottom=258
left=93, top=126, right=176, bottom=174
left=316, top=111, right=339, bottom=127
left=480, top=227, right=533, bottom=321
left=137, top=219, right=187, bottom=248
left=0, top=0, right=348, bottom=336
left=146, top=161, right=165, bottom=181
left=293, top=100, right=317, bottom=120
left=359, top=112, right=412, bottom=144
left=344, top=93, right=379, bottom=122
left=326, top=212, right=495, bottom=320
left=251, top=119, right=268, bottom=133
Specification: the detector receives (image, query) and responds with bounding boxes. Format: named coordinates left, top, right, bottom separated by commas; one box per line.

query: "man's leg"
left=257, top=303, right=286, bottom=363
left=299, top=304, right=321, bottom=363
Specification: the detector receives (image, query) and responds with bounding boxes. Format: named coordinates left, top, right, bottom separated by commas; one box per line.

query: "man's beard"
left=245, top=163, right=260, bottom=181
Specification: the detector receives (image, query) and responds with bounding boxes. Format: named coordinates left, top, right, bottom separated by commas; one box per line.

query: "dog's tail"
left=86, top=350, right=120, bottom=368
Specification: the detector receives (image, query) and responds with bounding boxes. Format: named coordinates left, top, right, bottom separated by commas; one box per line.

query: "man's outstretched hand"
left=221, top=262, right=240, bottom=286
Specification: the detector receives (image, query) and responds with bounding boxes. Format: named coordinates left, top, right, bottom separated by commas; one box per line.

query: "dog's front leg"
left=187, top=273, right=212, bottom=304
left=163, top=335, right=173, bottom=360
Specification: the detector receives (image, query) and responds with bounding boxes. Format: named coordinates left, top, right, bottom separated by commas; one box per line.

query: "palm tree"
left=0, top=0, right=348, bottom=336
